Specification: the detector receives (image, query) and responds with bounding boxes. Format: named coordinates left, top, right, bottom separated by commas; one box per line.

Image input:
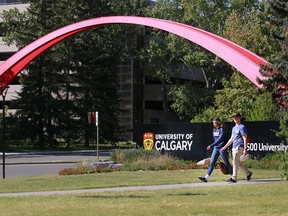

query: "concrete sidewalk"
left=0, top=178, right=282, bottom=197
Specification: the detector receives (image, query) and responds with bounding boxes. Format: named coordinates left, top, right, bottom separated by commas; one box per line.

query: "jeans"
left=232, top=146, right=251, bottom=180
left=207, top=147, right=233, bottom=176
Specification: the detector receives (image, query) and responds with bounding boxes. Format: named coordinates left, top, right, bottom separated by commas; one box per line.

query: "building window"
left=144, top=76, right=162, bottom=85
left=0, top=0, right=21, bottom=5
left=0, top=52, right=14, bottom=61
left=145, top=101, right=163, bottom=110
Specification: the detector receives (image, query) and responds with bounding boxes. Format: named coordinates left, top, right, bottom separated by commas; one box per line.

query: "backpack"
left=218, top=159, right=230, bottom=175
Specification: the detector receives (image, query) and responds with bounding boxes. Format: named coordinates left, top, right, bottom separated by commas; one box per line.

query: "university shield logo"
left=143, top=132, right=154, bottom=150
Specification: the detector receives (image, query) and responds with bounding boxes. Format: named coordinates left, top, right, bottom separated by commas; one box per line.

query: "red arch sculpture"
left=0, top=16, right=267, bottom=88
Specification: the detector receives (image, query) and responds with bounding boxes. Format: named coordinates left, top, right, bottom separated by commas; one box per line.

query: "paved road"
left=0, top=150, right=111, bottom=178
left=0, top=163, right=75, bottom=178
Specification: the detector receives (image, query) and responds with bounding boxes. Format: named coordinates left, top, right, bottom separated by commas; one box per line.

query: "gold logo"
left=143, top=132, right=154, bottom=150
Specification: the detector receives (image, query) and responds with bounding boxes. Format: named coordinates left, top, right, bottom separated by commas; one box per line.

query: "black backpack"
left=218, top=159, right=230, bottom=175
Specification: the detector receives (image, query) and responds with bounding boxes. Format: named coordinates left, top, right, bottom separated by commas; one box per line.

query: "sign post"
left=88, top=111, right=99, bottom=160
left=95, top=111, right=99, bottom=160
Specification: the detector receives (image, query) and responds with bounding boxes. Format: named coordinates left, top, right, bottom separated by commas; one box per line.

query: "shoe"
left=226, top=178, right=233, bottom=182
left=247, top=172, right=253, bottom=181
left=198, top=176, right=207, bottom=183
left=227, top=178, right=237, bottom=183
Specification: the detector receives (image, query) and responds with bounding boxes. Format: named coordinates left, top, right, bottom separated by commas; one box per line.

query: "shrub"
left=111, top=149, right=199, bottom=171
left=276, top=152, right=288, bottom=180
left=111, top=149, right=161, bottom=163
left=128, top=154, right=177, bottom=171
left=59, top=149, right=207, bottom=175
left=58, top=164, right=95, bottom=175
left=58, top=168, right=75, bottom=175
left=244, top=158, right=280, bottom=170
left=243, top=152, right=288, bottom=178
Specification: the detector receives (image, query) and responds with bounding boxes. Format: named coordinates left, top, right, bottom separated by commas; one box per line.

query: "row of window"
left=0, top=0, right=21, bottom=5
left=3, top=100, right=170, bottom=110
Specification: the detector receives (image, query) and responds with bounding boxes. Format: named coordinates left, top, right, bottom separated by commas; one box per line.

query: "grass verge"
left=0, top=181, right=287, bottom=216
left=0, top=169, right=283, bottom=194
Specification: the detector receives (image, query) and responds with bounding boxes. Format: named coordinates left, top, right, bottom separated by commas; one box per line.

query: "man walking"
left=221, top=113, right=252, bottom=183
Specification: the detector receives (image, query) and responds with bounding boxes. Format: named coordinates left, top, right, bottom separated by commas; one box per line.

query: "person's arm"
left=243, top=133, right=248, bottom=156
left=221, top=134, right=233, bottom=152
left=240, top=125, right=248, bottom=156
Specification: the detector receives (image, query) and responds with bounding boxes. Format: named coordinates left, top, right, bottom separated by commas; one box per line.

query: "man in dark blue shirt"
left=222, top=113, right=252, bottom=183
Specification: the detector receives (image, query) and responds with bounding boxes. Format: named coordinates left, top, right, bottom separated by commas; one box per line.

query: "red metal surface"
left=0, top=16, right=268, bottom=87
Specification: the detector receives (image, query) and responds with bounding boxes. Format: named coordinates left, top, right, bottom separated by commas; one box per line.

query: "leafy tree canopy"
left=1, top=0, right=148, bottom=148
left=259, top=0, right=288, bottom=143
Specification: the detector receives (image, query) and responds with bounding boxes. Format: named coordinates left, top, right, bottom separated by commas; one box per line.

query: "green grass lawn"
left=0, top=181, right=287, bottom=216
left=0, top=169, right=286, bottom=215
left=0, top=168, right=284, bottom=194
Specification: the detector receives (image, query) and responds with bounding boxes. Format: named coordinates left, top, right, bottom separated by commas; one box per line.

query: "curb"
left=1, top=150, right=108, bottom=156
left=0, top=161, right=78, bottom=165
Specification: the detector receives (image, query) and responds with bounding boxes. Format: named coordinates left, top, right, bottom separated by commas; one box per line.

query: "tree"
left=193, top=2, right=280, bottom=122
left=61, top=0, right=149, bottom=146
left=249, top=92, right=279, bottom=121
left=193, top=72, right=280, bottom=122
left=223, top=9, right=276, bottom=62
left=2, top=0, right=149, bottom=148
left=259, top=0, right=288, bottom=108
left=259, top=0, right=288, bottom=143
left=193, top=72, right=256, bottom=122
left=169, top=82, right=214, bottom=119
left=139, top=0, right=184, bottom=118
left=2, top=1, right=71, bottom=148
left=140, top=0, right=240, bottom=120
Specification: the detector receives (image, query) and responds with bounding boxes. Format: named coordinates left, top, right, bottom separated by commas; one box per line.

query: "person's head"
left=232, top=113, right=242, bottom=124
left=213, top=118, right=222, bottom=128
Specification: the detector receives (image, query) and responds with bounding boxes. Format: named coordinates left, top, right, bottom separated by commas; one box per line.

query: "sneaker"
left=198, top=176, right=208, bottom=183
left=226, top=178, right=233, bottom=182
left=227, top=178, right=237, bottom=183
left=247, top=172, right=253, bottom=181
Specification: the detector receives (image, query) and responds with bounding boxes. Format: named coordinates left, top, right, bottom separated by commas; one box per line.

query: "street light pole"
left=1, top=86, right=9, bottom=179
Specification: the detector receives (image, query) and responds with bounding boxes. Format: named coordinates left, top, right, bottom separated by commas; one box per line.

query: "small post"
left=1, top=85, right=9, bottom=179
left=96, top=111, right=99, bottom=161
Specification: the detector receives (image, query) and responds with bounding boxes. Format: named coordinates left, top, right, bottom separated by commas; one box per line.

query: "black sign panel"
left=134, top=121, right=285, bottom=161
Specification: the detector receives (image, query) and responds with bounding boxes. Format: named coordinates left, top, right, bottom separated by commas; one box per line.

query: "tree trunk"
left=37, top=113, right=45, bottom=149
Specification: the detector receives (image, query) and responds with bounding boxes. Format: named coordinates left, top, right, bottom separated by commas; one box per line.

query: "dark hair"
left=213, top=118, right=221, bottom=122
left=221, top=123, right=227, bottom=131
left=213, top=118, right=222, bottom=129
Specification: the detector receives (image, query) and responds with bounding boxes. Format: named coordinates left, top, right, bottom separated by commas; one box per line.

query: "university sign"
left=135, top=121, right=286, bottom=161
left=143, top=132, right=154, bottom=150
left=144, top=133, right=194, bottom=151
left=247, top=142, right=288, bottom=153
